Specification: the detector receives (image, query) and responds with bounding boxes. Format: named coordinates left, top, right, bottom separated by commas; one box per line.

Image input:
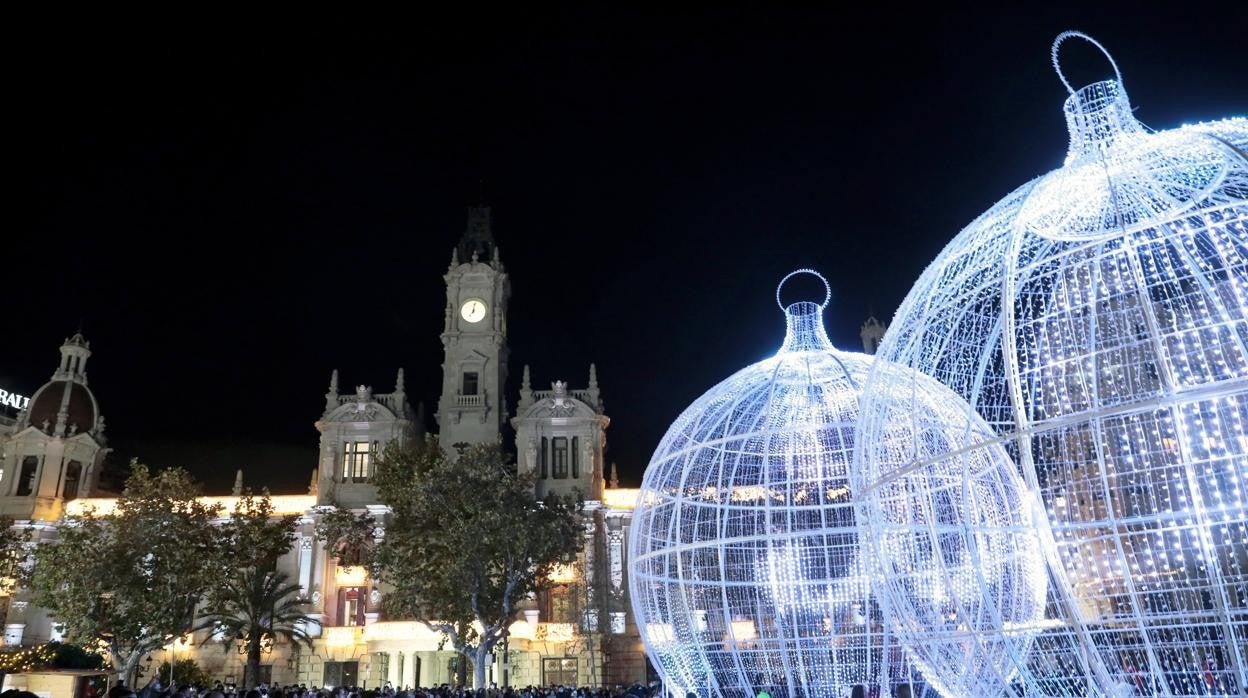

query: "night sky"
left=7, top=6, right=1246, bottom=494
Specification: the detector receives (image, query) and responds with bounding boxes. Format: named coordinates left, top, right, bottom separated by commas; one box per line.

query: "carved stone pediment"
left=548, top=381, right=576, bottom=417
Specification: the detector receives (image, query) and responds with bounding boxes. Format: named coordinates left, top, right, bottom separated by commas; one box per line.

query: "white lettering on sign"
left=0, top=389, right=31, bottom=411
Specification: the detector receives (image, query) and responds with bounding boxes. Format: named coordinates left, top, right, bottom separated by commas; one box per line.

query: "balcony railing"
left=455, top=394, right=484, bottom=407
left=531, top=389, right=594, bottom=403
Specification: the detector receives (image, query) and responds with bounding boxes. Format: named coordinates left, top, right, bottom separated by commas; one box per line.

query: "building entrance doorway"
left=542, top=657, right=577, bottom=687
left=323, top=661, right=358, bottom=689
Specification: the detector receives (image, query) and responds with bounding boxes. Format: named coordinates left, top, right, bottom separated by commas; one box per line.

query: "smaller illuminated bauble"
left=629, top=270, right=1002, bottom=698
left=460, top=299, right=487, bottom=323
left=856, top=32, right=1248, bottom=697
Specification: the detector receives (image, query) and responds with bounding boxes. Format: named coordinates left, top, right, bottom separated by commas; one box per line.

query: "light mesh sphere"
left=854, top=361, right=1050, bottom=698
left=629, top=271, right=1012, bottom=698
left=855, top=33, right=1248, bottom=697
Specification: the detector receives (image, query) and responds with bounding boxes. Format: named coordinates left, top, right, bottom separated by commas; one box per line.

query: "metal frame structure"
left=855, top=32, right=1248, bottom=697
left=630, top=270, right=944, bottom=698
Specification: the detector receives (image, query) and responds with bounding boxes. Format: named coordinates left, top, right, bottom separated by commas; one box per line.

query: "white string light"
left=628, top=271, right=1040, bottom=697
left=855, top=31, right=1248, bottom=697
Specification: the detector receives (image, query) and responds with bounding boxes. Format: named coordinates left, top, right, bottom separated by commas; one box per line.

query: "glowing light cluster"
left=602, top=488, right=641, bottom=510
left=855, top=32, right=1248, bottom=697
left=65, top=495, right=317, bottom=518
left=334, top=565, right=368, bottom=586
left=628, top=271, right=1040, bottom=697
left=323, top=625, right=364, bottom=648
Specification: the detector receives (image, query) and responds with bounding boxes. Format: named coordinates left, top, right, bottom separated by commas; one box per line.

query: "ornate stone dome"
left=21, top=331, right=102, bottom=437
left=26, top=380, right=98, bottom=435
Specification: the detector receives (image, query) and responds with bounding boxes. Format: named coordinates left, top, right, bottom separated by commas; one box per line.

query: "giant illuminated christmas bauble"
left=855, top=32, right=1248, bottom=697
left=628, top=271, right=1045, bottom=698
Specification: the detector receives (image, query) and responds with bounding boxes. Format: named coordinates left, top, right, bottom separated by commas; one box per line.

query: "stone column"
left=389, top=651, right=403, bottom=687
left=418, top=651, right=435, bottom=687
left=607, top=518, right=624, bottom=597
left=298, top=534, right=314, bottom=596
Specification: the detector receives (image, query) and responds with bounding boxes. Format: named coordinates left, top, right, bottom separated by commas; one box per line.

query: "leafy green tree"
left=28, top=463, right=222, bottom=684
left=197, top=493, right=305, bottom=689
left=319, top=436, right=583, bottom=689
left=0, top=516, right=29, bottom=638
left=0, top=515, right=32, bottom=604
left=156, top=657, right=213, bottom=689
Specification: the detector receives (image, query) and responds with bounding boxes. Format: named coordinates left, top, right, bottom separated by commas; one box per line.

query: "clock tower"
left=436, top=206, right=511, bottom=451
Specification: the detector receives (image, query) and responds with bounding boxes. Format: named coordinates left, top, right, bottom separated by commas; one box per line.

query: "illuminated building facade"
left=0, top=208, right=647, bottom=690
left=0, top=211, right=893, bottom=691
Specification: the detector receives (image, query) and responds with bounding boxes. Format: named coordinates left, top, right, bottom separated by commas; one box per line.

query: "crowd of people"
left=91, top=680, right=664, bottom=698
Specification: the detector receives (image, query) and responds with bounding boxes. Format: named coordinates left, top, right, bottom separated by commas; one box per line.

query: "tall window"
left=571, top=437, right=580, bottom=479
left=343, top=441, right=374, bottom=482
left=552, top=437, right=569, bottom=478
left=62, top=461, right=82, bottom=500
left=544, top=585, right=574, bottom=623
left=16, top=456, right=38, bottom=496
left=462, top=372, right=479, bottom=396
left=540, top=438, right=548, bottom=479
left=338, top=587, right=367, bottom=626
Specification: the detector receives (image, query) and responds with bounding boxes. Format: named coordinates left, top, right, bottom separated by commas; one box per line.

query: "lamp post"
left=167, top=634, right=189, bottom=687
left=502, top=632, right=510, bottom=688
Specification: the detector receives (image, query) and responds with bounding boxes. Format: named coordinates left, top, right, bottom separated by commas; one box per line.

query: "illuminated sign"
left=0, top=388, right=29, bottom=411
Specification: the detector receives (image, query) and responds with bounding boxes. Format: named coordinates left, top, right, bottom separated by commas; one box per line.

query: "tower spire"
left=457, top=205, right=496, bottom=264
left=518, top=364, right=534, bottom=412
left=326, top=369, right=340, bottom=412
left=587, top=363, right=601, bottom=408
left=610, top=462, right=620, bottom=489
left=54, top=331, right=92, bottom=383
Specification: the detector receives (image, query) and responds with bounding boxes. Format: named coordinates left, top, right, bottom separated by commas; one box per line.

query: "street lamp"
left=167, top=634, right=190, bottom=687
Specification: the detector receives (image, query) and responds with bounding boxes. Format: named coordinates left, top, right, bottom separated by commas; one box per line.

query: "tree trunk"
left=246, top=636, right=264, bottom=689
left=117, top=652, right=141, bottom=691
left=474, top=644, right=490, bottom=690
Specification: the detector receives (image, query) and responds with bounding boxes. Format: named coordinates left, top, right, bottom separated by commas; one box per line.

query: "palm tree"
left=197, top=569, right=312, bottom=689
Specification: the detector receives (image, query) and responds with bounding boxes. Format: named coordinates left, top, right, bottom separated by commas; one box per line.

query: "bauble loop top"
left=1014, top=32, right=1242, bottom=241
left=775, top=267, right=831, bottom=312
left=1050, top=30, right=1123, bottom=95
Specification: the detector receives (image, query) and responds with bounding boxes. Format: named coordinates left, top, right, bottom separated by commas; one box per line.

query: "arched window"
left=571, top=437, right=580, bottom=479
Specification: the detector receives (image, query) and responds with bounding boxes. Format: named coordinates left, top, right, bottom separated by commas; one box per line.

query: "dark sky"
left=6, top=6, right=1246, bottom=493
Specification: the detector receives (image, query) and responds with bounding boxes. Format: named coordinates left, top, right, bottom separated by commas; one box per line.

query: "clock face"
left=460, top=299, right=488, bottom=323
